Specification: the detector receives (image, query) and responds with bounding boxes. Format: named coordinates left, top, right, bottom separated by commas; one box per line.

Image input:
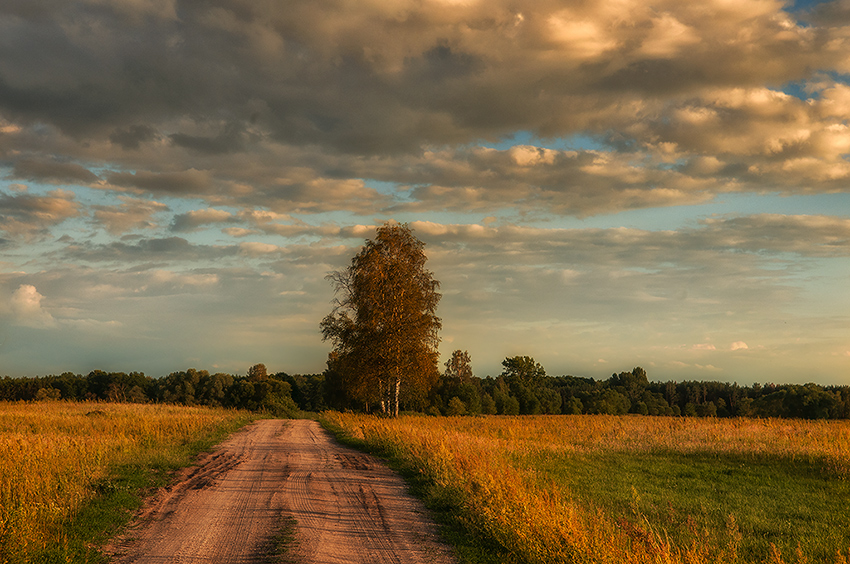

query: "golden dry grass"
left=322, top=413, right=850, bottom=564
left=0, top=401, right=252, bottom=563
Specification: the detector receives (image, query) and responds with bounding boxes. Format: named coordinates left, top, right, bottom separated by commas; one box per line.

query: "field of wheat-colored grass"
left=321, top=413, right=850, bottom=564
left=0, top=401, right=252, bottom=564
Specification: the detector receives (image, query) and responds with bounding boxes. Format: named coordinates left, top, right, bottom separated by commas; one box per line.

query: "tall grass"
left=0, top=401, right=253, bottom=564
left=320, top=413, right=850, bottom=564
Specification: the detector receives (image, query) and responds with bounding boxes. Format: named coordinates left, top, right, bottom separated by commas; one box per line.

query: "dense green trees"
left=417, top=357, right=850, bottom=420
left=321, top=222, right=442, bottom=416
left=3, top=357, right=850, bottom=421
left=0, top=366, right=301, bottom=417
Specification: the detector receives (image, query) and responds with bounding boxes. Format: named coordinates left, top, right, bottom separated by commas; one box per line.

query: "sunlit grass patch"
left=320, top=413, right=850, bottom=564
left=0, top=401, right=253, bottom=564
left=526, top=449, right=850, bottom=563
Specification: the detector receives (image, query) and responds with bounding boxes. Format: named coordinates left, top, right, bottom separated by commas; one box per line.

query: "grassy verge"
left=0, top=401, right=255, bottom=564
left=526, top=449, right=850, bottom=563
left=319, top=413, right=515, bottom=564
left=318, top=412, right=850, bottom=564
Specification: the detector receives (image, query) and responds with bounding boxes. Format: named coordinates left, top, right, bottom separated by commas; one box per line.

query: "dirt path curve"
left=108, top=419, right=456, bottom=564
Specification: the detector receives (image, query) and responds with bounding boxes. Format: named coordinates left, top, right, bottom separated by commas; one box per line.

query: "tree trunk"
left=393, top=377, right=400, bottom=417
left=379, top=380, right=387, bottom=414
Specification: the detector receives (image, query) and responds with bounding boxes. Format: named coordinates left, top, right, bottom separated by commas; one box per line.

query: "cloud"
left=169, top=124, right=248, bottom=155
left=408, top=216, right=850, bottom=262
left=241, top=217, right=350, bottom=239
left=109, top=124, right=159, bottom=150
left=3, top=214, right=847, bottom=381
left=61, top=236, right=239, bottom=263
left=105, top=169, right=213, bottom=195
left=170, top=209, right=236, bottom=232
left=0, top=259, right=339, bottom=376
left=93, top=197, right=168, bottom=234
left=239, top=242, right=283, bottom=256
left=0, top=188, right=80, bottom=241
left=392, top=146, right=722, bottom=215
left=405, top=221, right=797, bottom=332
left=0, top=0, right=841, bottom=155
left=1, top=0, right=849, bottom=218
left=10, top=159, right=100, bottom=184
left=731, top=341, right=749, bottom=351
left=144, top=269, right=220, bottom=290
left=222, top=227, right=258, bottom=237
left=10, top=284, right=56, bottom=328
left=2, top=1, right=850, bottom=382
left=258, top=178, right=391, bottom=214
left=696, top=214, right=850, bottom=257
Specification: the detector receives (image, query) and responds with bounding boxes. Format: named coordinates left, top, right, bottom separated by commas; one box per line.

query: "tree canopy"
left=321, top=222, right=442, bottom=416
left=444, top=350, right=473, bottom=382
left=501, top=356, right=546, bottom=387
left=5, top=357, right=850, bottom=421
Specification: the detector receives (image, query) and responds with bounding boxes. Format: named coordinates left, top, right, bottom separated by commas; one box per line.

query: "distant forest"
left=3, top=358, right=849, bottom=420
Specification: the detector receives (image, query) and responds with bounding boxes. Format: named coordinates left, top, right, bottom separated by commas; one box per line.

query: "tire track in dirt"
left=107, top=419, right=456, bottom=564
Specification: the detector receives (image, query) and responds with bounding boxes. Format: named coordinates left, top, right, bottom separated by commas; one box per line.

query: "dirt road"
left=108, top=419, right=456, bottom=564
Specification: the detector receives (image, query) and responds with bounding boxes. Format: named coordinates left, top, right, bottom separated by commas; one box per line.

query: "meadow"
left=320, top=413, right=850, bottom=564
left=0, top=401, right=253, bottom=564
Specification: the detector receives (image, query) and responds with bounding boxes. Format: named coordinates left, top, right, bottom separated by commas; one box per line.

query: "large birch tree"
left=321, top=222, right=441, bottom=416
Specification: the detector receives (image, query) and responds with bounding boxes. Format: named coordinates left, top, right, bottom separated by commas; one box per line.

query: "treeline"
left=4, top=356, right=850, bottom=420
left=421, top=356, right=850, bottom=420
left=0, top=364, right=323, bottom=417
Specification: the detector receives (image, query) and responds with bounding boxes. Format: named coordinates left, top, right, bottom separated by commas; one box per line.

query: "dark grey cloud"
left=61, top=236, right=239, bottom=263
left=0, top=0, right=847, bottom=221
left=0, top=2, right=191, bottom=136
left=11, top=159, right=99, bottom=184
left=169, top=122, right=250, bottom=155
left=170, top=209, right=237, bottom=232
left=110, top=125, right=160, bottom=150
left=106, top=169, right=212, bottom=195
left=808, top=0, right=850, bottom=25
left=1, top=0, right=843, bottom=156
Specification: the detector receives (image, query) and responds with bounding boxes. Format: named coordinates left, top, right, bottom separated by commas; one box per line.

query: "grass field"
left=0, top=401, right=253, bottom=564
left=320, top=413, right=850, bottom=564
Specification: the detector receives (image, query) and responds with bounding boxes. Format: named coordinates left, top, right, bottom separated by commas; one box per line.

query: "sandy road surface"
left=108, top=419, right=456, bottom=564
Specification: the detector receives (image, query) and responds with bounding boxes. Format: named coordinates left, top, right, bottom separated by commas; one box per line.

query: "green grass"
left=320, top=413, right=850, bottom=564
left=268, top=515, right=300, bottom=564
left=525, top=450, right=850, bottom=562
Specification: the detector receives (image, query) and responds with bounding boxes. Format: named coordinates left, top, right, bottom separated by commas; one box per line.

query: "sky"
left=2, top=0, right=850, bottom=385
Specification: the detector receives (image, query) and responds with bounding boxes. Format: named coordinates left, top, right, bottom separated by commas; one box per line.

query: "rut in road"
left=108, top=419, right=456, bottom=564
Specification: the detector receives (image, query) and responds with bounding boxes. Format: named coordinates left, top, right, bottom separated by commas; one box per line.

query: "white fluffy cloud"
left=10, top=285, right=55, bottom=328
